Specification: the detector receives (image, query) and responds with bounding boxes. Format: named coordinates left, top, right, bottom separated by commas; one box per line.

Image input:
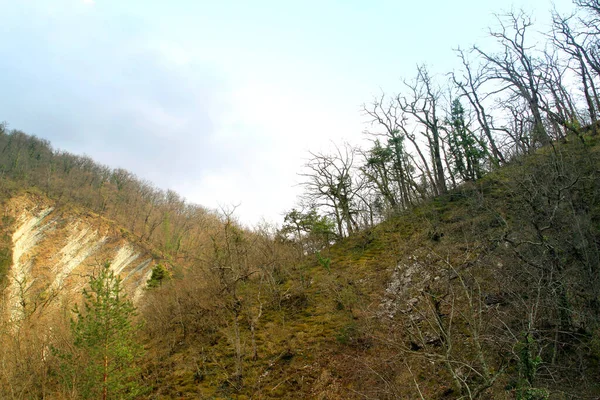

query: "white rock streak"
left=4, top=200, right=154, bottom=326
left=111, top=245, right=140, bottom=276
left=8, top=207, right=54, bottom=321
left=50, top=223, right=107, bottom=292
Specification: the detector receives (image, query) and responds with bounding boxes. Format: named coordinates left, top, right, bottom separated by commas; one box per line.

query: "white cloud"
left=154, top=41, right=192, bottom=67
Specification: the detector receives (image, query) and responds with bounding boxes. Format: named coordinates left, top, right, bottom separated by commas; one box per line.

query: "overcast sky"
left=0, top=0, right=574, bottom=226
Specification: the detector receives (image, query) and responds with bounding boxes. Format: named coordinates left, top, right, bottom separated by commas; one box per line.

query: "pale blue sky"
left=0, top=0, right=574, bottom=225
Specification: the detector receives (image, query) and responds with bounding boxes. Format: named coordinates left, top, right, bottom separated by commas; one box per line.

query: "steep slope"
left=302, top=138, right=600, bottom=399
left=1, top=192, right=155, bottom=325
left=1, top=128, right=599, bottom=399
left=138, top=137, right=600, bottom=399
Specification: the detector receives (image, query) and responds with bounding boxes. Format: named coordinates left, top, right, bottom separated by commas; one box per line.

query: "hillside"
left=2, top=192, right=155, bottom=321
left=141, top=135, right=600, bottom=399
left=1, top=128, right=600, bottom=399
left=2, top=3, right=600, bottom=396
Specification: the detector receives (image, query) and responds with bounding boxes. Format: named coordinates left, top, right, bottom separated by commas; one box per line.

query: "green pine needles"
left=62, top=262, right=146, bottom=399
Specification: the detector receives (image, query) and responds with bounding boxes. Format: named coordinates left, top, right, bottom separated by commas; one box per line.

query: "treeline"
left=292, top=2, right=600, bottom=239
left=0, top=124, right=222, bottom=262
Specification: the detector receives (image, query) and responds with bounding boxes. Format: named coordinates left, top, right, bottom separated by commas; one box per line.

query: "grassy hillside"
left=1, top=127, right=600, bottom=399
left=135, top=135, right=600, bottom=399
left=4, top=1, right=600, bottom=397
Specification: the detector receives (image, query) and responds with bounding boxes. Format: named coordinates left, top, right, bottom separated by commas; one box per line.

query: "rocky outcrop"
left=3, top=193, right=154, bottom=324
left=379, top=256, right=434, bottom=319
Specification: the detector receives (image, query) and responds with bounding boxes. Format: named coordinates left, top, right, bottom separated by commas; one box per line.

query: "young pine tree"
left=68, top=262, right=145, bottom=400
left=446, top=99, right=485, bottom=182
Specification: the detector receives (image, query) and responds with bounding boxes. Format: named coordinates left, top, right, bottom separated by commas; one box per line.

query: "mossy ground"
left=142, top=137, right=600, bottom=398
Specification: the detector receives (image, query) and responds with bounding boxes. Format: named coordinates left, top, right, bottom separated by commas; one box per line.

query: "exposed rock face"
left=379, top=256, right=432, bottom=319
left=3, top=194, right=154, bottom=324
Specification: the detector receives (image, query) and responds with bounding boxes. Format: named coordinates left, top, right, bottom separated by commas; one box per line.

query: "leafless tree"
left=398, top=65, right=448, bottom=195
left=474, top=11, right=551, bottom=147
left=362, top=96, right=419, bottom=211
left=452, top=49, right=506, bottom=165
left=552, top=11, right=600, bottom=130
left=300, top=143, right=365, bottom=237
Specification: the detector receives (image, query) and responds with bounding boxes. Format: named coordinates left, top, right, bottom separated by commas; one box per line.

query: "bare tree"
left=452, top=48, right=507, bottom=164
left=474, top=11, right=551, bottom=147
left=300, top=143, right=365, bottom=237
left=552, top=11, right=600, bottom=130
left=362, top=95, right=420, bottom=210
left=398, top=65, right=448, bottom=195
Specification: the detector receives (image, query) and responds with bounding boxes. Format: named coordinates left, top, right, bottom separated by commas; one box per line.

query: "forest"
left=1, top=0, right=600, bottom=399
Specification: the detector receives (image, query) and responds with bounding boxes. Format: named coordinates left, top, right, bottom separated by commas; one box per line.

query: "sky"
left=0, top=0, right=575, bottom=226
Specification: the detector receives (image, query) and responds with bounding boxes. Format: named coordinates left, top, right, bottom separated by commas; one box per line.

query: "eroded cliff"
left=2, top=193, right=154, bottom=324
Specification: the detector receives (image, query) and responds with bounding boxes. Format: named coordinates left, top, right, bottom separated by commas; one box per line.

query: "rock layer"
left=3, top=193, right=154, bottom=324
